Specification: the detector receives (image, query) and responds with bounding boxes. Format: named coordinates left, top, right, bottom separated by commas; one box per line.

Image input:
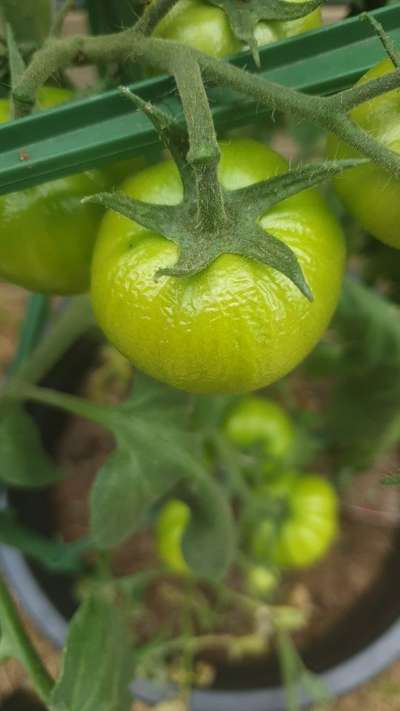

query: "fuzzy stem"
left=2, top=296, right=94, bottom=394
left=9, top=382, right=111, bottom=428
left=0, top=576, right=54, bottom=703
left=50, top=0, right=76, bottom=38
left=11, top=28, right=400, bottom=177
left=361, top=12, right=400, bottom=68
left=330, top=68, right=400, bottom=111
left=174, top=55, right=227, bottom=230
left=135, top=0, right=181, bottom=35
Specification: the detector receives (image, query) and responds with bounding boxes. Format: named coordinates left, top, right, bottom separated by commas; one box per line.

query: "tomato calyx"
left=85, top=86, right=362, bottom=300
left=208, top=0, right=323, bottom=66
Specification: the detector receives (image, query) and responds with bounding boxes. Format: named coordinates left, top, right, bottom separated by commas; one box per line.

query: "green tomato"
left=154, top=0, right=321, bottom=58
left=246, top=564, right=279, bottom=597
left=91, top=138, right=345, bottom=394
left=223, top=396, right=294, bottom=460
left=0, top=87, right=106, bottom=294
left=0, top=87, right=146, bottom=295
left=327, top=58, right=400, bottom=249
left=156, top=498, right=191, bottom=574
left=250, top=474, right=338, bottom=569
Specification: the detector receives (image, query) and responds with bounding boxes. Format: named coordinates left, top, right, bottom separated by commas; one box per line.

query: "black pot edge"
left=1, top=545, right=400, bottom=711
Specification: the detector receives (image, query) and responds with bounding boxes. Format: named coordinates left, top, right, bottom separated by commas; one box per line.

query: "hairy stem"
left=135, top=0, right=181, bottom=35
left=11, top=21, right=400, bottom=176
left=9, top=382, right=110, bottom=428
left=174, top=55, right=227, bottom=230
left=2, top=296, right=94, bottom=395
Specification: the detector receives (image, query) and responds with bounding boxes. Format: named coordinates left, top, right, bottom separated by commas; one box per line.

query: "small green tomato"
left=156, top=499, right=191, bottom=574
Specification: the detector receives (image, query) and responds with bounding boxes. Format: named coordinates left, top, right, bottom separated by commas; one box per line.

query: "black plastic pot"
left=1, top=338, right=400, bottom=710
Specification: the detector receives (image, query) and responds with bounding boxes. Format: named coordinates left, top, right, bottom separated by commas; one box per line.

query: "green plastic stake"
left=0, top=4, right=399, bottom=195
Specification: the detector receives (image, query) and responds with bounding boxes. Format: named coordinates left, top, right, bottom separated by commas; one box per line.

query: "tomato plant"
left=153, top=0, right=321, bottom=57
left=327, top=58, right=400, bottom=249
left=91, top=138, right=344, bottom=394
left=1, top=1, right=400, bottom=709
left=249, top=473, right=338, bottom=568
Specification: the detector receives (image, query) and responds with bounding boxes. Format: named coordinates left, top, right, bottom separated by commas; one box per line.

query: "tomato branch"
left=135, top=0, right=181, bottom=35
left=12, top=21, right=400, bottom=180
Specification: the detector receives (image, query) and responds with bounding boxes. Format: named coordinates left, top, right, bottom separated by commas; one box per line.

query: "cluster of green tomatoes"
left=157, top=396, right=338, bottom=589
left=0, top=2, right=398, bottom=396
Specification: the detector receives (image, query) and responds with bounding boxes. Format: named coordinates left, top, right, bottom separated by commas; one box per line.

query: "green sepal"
left=208, top=0, right=324, bottom=65
left=87, top=152, right=362, bottom=301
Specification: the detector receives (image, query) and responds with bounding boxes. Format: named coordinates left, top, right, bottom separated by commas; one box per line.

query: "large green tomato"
left=156, top=498, right=191, bottom=574
left=250, top=473, right=338, bottom=568
left=327, top=58, right=400, bottom=249
left=154, top=0, right=321, bottom=57
left=223, top=396, right=294, bottom=460
left=0, top=87, right=145, bottom=295
left=91, top=138, right=344, bottom=394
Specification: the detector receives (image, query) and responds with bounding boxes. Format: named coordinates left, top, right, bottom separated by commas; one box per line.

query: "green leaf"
left=0, top=510, right=87, bottom=573
left=19, top=374, right=236, bottom=579
left=49, top=596, right=134, bottom=711
left=90, top=374, right=198, bottom=548
left=328, top=278, right=400, bottom=471
left=90, top=407, right=235, bottom=578
left=90, top=417, right=202, bottom=549
left=0, top=404, right=59, bottom=487
left=181, top=472, right=236, bottom=580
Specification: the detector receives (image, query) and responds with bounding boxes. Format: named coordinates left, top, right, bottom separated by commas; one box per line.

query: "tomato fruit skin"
left=246, top=564, right=279, bottom=597
left=327, top=58, right=400, bottom=249
left=250, top=474, right=338, bottom=569
left=91, top=138, right=344, bottom=394
left=223, top=396, right=294, bottom=459
left=154, top=0, right=321, bottom=57
left=0, top=88, right=108, bottom=294
left=0, top=87, right=146, bottom=295
left=156, top=499, right=190, bottom=574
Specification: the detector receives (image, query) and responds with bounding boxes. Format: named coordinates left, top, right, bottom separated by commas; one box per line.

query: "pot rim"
left=1, top=545, right=400, bottom=711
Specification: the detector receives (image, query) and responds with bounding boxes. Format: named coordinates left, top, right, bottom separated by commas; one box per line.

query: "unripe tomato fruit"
left=327, top=58, right=400, bottom=249
left=0, top=88, right=106, bottom=294
left=223, top=396, right=294, bottom=460
left=250, top=473, right=338, bottom=569
left=154, top=0, right=321, bottom=58
left=156, top=499, right=191, bottom=574
left=0, top=87, right=144, bottom=295
left=246, top=564, right=279, bottom=597
left=91, top=138, right=344, bottom=394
